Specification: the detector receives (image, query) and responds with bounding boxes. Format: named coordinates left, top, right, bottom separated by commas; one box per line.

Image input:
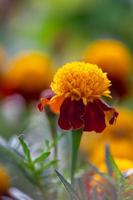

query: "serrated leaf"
left=19, top=135, right=31, bottom=162
left=55, top=170, right=81, bottom=200
left=33, top=152, right=50, bottom=163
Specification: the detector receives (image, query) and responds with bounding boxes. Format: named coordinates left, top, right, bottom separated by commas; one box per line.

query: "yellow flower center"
left=51, top=62, right=111, bottom=104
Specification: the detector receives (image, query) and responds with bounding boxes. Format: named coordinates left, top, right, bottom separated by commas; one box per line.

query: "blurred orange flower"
left=2, top=51, right=54, bottom=100
left=38, top=61, right=118, bottom=132
left=0, top=166, right=10, bottom=196
left=83, top=39, right=132, bottom=98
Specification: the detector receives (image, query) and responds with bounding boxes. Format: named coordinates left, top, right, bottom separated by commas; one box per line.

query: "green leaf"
left=71, top=130, right=82, bottom=184
left=38, top=160, right=58, bottom=174
left=19, top=135, right=31, bottom=162
left=55, top=170, right=81, bottom=200
left=105, top=145, right=123, bottom=179
left=0, top=144, right=21, bottom=165
left=42, top=159, right=58, bottom=170
left=0, top=144, right=36, bottom=184
left=33, top=152, right=50, bottom=163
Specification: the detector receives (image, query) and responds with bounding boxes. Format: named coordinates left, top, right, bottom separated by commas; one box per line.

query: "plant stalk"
left=71, top=129, right=82, bottom=185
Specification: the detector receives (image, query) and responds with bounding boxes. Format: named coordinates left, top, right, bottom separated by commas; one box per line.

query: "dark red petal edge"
left=95, top=99, right=112, bottom=111
left=96, top=99, right=118, bottom=125
left=109, top=111, right=118, bottom=125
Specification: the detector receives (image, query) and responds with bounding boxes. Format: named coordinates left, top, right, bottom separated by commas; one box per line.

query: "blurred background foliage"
left=0, top=0, right=133, bottom=61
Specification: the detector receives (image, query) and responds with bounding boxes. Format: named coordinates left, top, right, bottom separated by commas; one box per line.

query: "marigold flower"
left=2, top=51, right=53, bottom=100
left=0, top=166, right=10, bottom=195
left=83, top=39, right=132, bottom=97
left=38, top=61, right=118, bottom=132
left=80, top=108, right=133, bottom=164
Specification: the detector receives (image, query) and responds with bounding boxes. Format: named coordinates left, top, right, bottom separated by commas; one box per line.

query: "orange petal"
left=48, top=95, right=64, bottom=113
left=41, top=97, right=49, bottom=106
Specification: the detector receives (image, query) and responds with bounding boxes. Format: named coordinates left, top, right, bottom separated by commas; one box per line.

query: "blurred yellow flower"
left=91, top=140, right=133, bottom=167
left=80, top=108, right=133, bottom=165
left=2, top=51, right=54, bottom=100
left=83, top=39, right=132, bottom=97
left=99, top=158, right=133, bottom=173
left=0, top=166, right=10, bottom=195
left=84, top=39, right=131, bottom=79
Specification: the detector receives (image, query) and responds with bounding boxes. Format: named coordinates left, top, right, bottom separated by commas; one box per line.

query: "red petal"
left=58, top=98, right=85, bottom=130
left=95, top=99, right=112, bottom=111
left=83, top=101, right=106, bottom=133
left=95, top=99, right=118, bottom=125
left=37, top=102, right=44, bottom=111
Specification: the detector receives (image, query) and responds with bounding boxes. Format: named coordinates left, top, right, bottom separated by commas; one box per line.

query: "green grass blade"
left=55, top=170, right=81, bottom=200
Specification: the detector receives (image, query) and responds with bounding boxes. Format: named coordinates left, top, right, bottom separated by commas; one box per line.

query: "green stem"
left=71, top=129, right=82, bottom=185
left=31, top=163, right=47, bottom=199
left=45, top=108, right=58, bottom=200
left=45, top=107, right=57, bottom=157
left=37, top=181, right=47, bottom=200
